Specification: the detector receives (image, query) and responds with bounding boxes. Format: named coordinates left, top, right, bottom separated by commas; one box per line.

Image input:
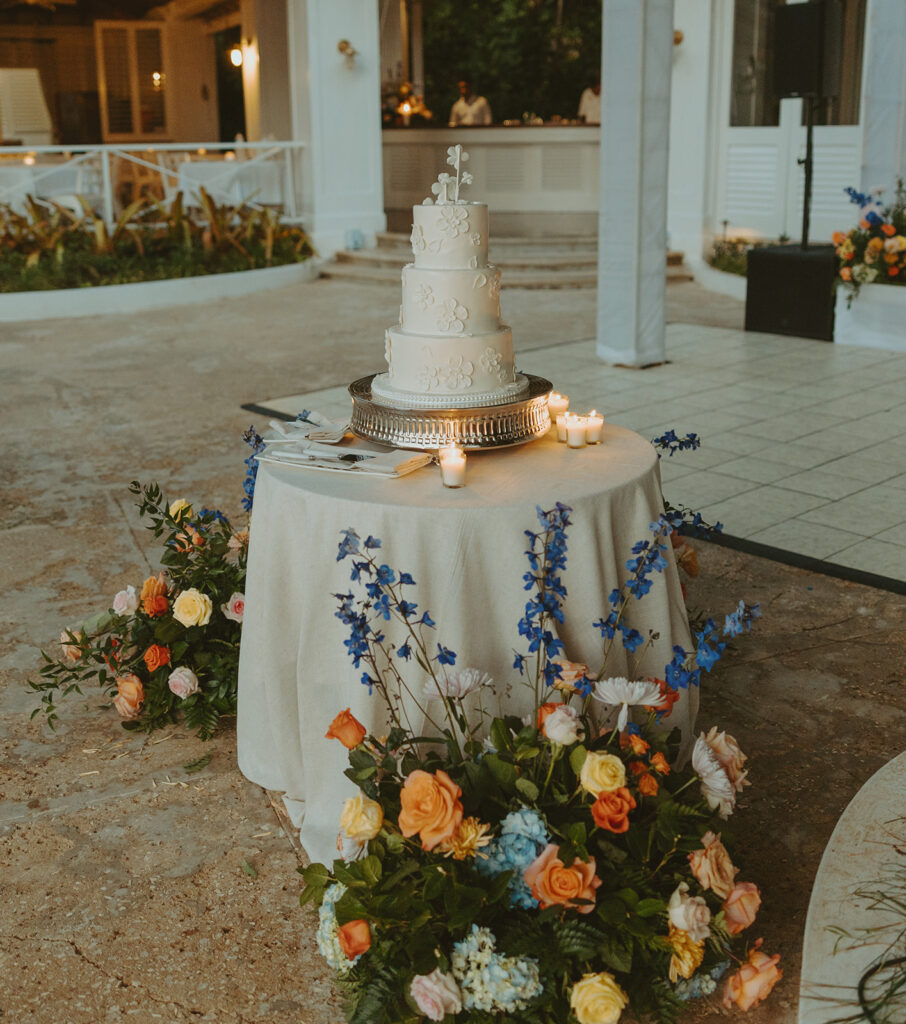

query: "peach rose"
left=60, top=629, right=83, bottom=664
left=174, top=529, right=205, bottom=553
left=703, top=727, right=749, bottom=793
left=140, top=573, right=168, bottom=618
left=325, top=708, right=367, bottom=749
left=723, top=881, right=761, bottom=934
left=688, top=831, right=737, bottom=899
left=549, top=655, right=590, bottom=693
left=723, top=945, right=782, bottom=1011
left=409, top=969, right=462, bottom=1021
left=524, top=843, right=601, bottom=914
left=398, top=769, right=463, bottom=851
left=591, top=787, right=636, bottom=833
left=143, top=644, right=171, bottom=673
left=113, top=673, right=144, bottom=720
left=227, top=529, right=249, bottom=554
left=337, top=919, right=371, bottom=960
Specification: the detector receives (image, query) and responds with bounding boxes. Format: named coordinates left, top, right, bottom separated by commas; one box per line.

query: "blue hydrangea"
left=451, top=925, right=543, bottom=1013
left=674, top=960, right=731, bottom=1000
left=474, top=809, right=549, bottom=909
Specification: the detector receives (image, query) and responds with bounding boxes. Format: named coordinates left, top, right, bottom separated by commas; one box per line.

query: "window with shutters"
left=96, top=20, right=169, bottom=141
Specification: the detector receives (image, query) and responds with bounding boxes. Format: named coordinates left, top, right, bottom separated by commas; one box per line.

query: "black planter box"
left=745, top=244, right=837, bottom=341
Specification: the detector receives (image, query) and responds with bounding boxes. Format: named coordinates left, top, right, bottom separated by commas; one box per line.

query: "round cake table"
left=237, top=424, right=695, bottom=863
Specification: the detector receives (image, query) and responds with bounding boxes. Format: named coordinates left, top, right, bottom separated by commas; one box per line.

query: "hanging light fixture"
left=229, top=45, right=243, bottom=68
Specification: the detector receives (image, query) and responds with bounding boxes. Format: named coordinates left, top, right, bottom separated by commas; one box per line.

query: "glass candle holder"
left=548, top=391, right=569, bottom=420
left=556, top=414, right=569, bottom=442
left=566, top=415, right=587, bottom=449
left=438, top=445, right=466, bottom=487
left=585, top=410, right=604, bottom=444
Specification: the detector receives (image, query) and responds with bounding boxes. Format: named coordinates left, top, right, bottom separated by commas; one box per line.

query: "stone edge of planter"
left=834, top=283, right=906, bottom=352
left=686, top=258, right=748, bottom=301
left=0, top=259, right=322, bottom=323
left=797, top=750, right=906, bottom=1024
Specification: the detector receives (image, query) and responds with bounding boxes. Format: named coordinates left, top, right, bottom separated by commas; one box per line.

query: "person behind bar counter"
left=449, top=77, right=492, bottom=126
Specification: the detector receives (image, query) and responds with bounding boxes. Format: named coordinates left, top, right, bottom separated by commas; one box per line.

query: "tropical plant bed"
left=0, top=191, right=314, bottom=293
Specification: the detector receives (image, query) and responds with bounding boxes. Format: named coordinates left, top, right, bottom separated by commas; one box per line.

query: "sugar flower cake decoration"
left=424, top=145, right=473, bottom=205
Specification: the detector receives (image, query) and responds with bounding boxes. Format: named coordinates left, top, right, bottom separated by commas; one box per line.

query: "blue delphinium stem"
left=651, top=430, right=701, bottom=458
left=241, top=426, right=265, bottom=513
left=334, top=529, right=461, bottom=752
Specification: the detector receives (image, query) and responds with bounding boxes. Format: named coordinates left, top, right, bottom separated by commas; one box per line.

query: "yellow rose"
left=339, top=793, right=384, bottom=842
left=168, top=498, right=193, bottom=521
left=172, top=588, right=213, bottom=627
left=579, top=751, right=626, bottom=796
left=570, top=972, right=628, bottom=1024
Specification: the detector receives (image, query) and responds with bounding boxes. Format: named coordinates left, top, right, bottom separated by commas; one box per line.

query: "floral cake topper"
left=423, top=145, right=474, bottom=205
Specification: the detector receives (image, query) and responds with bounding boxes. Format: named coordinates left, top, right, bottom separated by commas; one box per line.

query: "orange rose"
left=650, top=751, right=670, bottom=775
left=882, top=223, right=896, bottom=236
left=868, top=236, right=885, bottom=250
left=839, top=267, right=852, bottom=281
left=174, top=529, right=205, bottom=553
left=143, top=644, right=171, bottom=673
left=337, top=919, right=371, bottom=960
left=637, top=771, right=659, bottom=797
left=845, top=250, right=854, bottom=260
left=859, top=218, right=870, bottom=229
left=646, top=679, right=679, bottom=719
left=723, top=881, right=761, bottom=934
left=524, top=844, right=601, bottom=913
left=537, top=702, right=560, bottom=729
left=140, top=573, right=168, bottom=617
left=591, top=787, right=636, bottom=833
left=626, top=734, right=650, bottom=756
left=398, top=769, right=463, bottom=851
left=113, top=673, right=144, bottom=720
left=325, top=708, right=367, bottom=749
left=723, top=945, right=782, bottom=1011
left=831, top=230, right=846, bottom=245
left=676, top=543, right=699, bottom=577
left=889, top=266, right=900, bottom=277
left=884, top=250, right=898, bottom=264
left=629, top=759, right=647, bottom=776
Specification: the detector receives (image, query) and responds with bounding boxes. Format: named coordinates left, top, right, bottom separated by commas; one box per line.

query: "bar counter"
left=382, top=125, right=601, bottom=234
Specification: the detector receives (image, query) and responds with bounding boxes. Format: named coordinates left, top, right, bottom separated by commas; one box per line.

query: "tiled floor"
left=256, top=323, right=906, bottom=586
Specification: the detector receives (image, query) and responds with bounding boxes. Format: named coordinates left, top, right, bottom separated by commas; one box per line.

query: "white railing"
left=0, top=141, right=306, bottom=227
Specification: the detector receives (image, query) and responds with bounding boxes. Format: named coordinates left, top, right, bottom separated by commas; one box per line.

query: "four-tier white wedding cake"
left=370, top=147, right=529, bottom=409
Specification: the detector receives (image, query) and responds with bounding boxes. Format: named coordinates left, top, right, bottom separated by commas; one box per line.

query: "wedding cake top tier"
left=409, top=145, right=489, bottom=270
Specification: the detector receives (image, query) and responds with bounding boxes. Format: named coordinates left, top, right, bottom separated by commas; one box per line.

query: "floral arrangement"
left=31, top=482, right=246, bottom=738
left=833, top=181, right=906, bottom=302
left=299, top=505, right=779, bottom=1024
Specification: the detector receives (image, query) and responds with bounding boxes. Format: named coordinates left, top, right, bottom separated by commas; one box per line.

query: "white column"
left=597, top=0, right=674, bottom=367
left=410, top=0, right=425, bottom=97
left=860, top=0, right=906, bottom=194
left=287, top=0, right=387, bottom=255
left=666, top=0, right=714, bottom=264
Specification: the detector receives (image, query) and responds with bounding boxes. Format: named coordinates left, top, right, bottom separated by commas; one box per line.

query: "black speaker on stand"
left=744, top=0, right=842, bottom=342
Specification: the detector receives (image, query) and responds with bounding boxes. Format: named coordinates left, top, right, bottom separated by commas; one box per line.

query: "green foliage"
left=706, top=237, right=773, bottom=277
left=29, top=481, right=247, bottom=739
left=0, top=191, right=314, bottom=293
left=422, top=0, right=602, bottom=122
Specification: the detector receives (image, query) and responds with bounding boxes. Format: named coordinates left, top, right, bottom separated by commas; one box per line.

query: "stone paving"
left=1, top=275, right=905, bottom=1023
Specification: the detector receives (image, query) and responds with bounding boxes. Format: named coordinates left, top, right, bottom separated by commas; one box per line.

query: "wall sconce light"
left=229, top=45, right=243, bottom=67
left=338, top=39, right=357, bottom=69
left=151, top=70, right=163, bottom=89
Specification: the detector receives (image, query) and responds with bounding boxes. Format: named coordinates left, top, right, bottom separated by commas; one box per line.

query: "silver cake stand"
left=349, top=373, right=553, bottom=451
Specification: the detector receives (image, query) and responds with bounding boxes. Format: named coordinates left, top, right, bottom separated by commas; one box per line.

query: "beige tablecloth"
left=237, top=424, right=695, bottom=863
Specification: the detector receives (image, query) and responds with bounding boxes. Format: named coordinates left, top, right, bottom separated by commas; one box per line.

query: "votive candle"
left=556, top=414, right=569, bottom=442
left=585, top=410, right=604, bottom=444
left=566, top=415, right=587, bottom=449
left=548, top=392, right=570, bottom=419
left=438, top=445, right=467, bottom=487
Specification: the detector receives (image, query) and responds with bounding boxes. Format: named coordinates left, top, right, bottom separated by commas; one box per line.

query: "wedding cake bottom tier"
left=380, top=325, right=524, bottom=407
left=371, top=372, right=530, bottom=409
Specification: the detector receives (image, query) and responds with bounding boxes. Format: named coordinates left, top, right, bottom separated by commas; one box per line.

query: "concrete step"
left=320, top=261, right=694, bottom=289
left=376, top=231, right=598, bottom=252
left=335, top=248, right=598, bottom=272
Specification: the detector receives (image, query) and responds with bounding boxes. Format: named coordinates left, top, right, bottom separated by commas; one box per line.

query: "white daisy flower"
left=591, top=677, right=662, bottom=731
left=691, top=735, right=737, bottom=819
left=424, top=667, right=493, bottom=701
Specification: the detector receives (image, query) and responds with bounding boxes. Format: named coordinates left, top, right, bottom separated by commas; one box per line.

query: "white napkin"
left=256, top=441, right=432, bottom=477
